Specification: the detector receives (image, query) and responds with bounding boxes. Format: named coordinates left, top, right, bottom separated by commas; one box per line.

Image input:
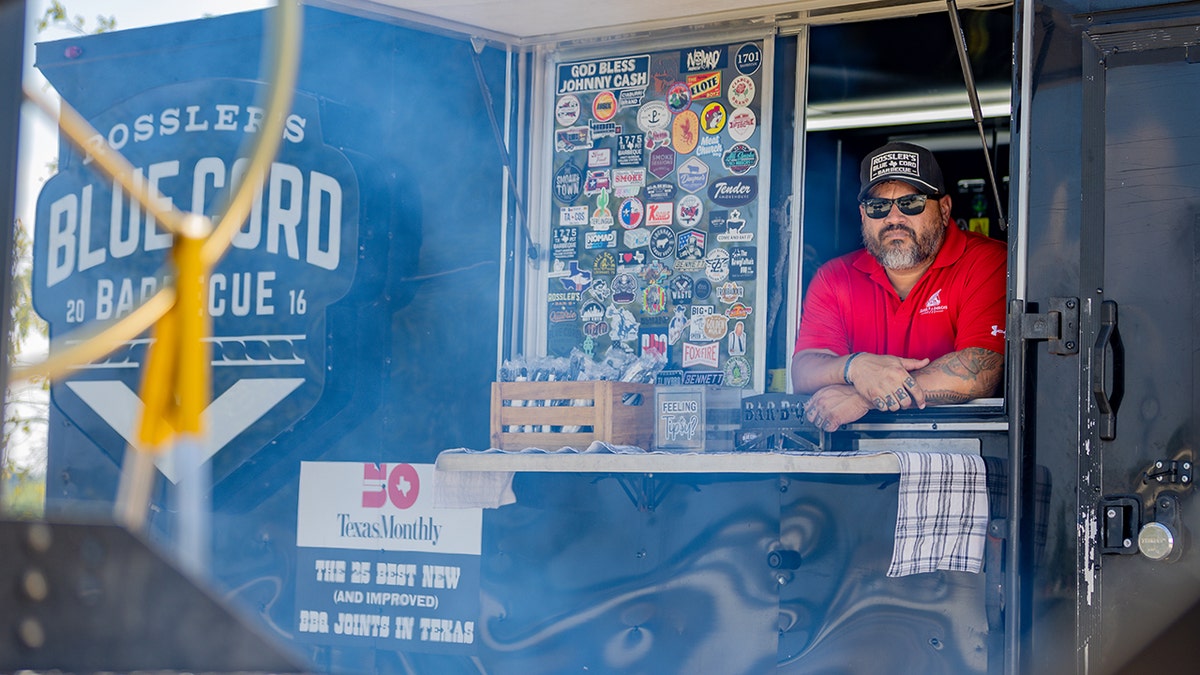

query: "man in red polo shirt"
left=791, top=141, right=1006, bottom=432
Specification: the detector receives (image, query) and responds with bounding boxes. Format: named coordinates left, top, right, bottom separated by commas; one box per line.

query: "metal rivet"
left=22, top=569, right=48, bottom=602
left=1107, top=509, right=1117, bottom=518
left=26, top=523, right=52, bottom=554
left=18, top=617, right=45, bottom=649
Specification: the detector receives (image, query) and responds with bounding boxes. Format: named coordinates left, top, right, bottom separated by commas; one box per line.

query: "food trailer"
left=5, top=0, right=1200, bottom=673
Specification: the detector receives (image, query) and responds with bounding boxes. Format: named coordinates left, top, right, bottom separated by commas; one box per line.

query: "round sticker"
left=666, top=82, right=692, bottom=114
left=727, top=75, right=755, bottom=108
left=705, top=248, right=731, bottom=282
left=726, top=107, right=757, bottom=142
left=677, top=195, right=704, bottom=228
left=637, top=100, right=672, bottom=132
left=592, top=91, right=618, bottom=122
left=650, top=226, right=676, bottom=259
left=694, top=277, right=713, bottom=300
left=735, top=42, right=762, bottom=76
left=619, top=197, right=645, bottom=229
left=556, top=95, right=581, bottom=126
left=724, top=355, right=752, bottom=387
left=701, top=101, right=727, bottom=135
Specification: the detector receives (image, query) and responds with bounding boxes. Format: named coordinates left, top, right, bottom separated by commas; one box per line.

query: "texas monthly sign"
left=32, top=78, right=360, bottom=481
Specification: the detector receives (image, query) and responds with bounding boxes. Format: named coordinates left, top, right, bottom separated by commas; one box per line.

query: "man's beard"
left=863, top=223, right=944, bottom=270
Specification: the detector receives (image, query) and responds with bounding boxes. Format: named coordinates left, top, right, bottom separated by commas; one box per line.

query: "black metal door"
left=1076, top=15, right=1200, bottom=675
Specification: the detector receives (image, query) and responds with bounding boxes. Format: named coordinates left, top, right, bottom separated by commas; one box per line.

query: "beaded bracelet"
left=842, top=352, right=864, bottom=385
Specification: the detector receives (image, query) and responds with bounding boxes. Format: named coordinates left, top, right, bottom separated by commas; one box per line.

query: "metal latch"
left=1142, top=459, right=1193, bottom=487
left=1021, top=297, right=1080, bottom=355
left=1099, top=494, right=1140, bottom=555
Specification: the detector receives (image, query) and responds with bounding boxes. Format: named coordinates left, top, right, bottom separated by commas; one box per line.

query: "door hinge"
left=1021, top=297, right=1080, bottom=355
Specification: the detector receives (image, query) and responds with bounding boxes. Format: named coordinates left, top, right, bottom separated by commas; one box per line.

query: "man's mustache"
left=880, top=224, right=916, bottom=239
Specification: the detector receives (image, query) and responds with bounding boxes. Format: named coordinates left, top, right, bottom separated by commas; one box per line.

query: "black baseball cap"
left=857, top=142, right=947, bottom=200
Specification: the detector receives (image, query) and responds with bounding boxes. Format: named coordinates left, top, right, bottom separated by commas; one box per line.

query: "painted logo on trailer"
left=31, top=79, right=359, bottom=482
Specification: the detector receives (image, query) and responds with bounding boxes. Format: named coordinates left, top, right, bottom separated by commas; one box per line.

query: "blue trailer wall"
left=33, top=6, right=506, bottom=670
left=31, top=7, right=1000, bottom=674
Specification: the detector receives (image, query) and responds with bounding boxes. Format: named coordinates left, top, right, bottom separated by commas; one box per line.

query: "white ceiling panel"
left=313, top=0, right=1006, bottom=44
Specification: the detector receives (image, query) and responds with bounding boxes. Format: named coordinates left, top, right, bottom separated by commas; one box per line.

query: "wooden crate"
left=490, top=381, right=655, bottom=450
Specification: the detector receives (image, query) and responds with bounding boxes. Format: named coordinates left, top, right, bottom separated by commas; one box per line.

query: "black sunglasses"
left=860, top=194, right=930, bottom=219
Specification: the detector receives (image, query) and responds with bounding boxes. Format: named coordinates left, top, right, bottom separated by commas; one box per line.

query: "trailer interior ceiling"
left=316, top=0, right=1013, bottom=43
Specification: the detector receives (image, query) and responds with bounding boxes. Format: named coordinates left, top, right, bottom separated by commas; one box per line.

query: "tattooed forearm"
left=922, top=347, right=1005, bottom=400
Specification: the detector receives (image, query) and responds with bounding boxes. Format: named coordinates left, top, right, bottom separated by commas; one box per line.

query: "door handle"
left=1091, top=300, right=1124, bottom=441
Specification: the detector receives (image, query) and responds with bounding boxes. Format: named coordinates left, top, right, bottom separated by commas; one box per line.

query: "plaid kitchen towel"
left=887, top=451, right=989, bottom=577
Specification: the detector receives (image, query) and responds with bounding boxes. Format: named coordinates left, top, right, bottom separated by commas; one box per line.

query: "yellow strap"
left=136, top=222, right=211, bottom=449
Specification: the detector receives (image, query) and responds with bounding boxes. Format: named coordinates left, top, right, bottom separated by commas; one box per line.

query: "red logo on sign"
left=362, top=463, right=420, bottom=509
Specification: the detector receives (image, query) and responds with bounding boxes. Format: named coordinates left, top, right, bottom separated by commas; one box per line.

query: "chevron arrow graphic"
left=66, top=378, right=305, bottom=483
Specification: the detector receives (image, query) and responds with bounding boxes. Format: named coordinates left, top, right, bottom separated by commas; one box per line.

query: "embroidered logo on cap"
left=869, top=150, right=921, bottom=183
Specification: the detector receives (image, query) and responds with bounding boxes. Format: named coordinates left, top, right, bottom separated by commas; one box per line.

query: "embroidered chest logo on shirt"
left=919, top=288, right=948, bottom=316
